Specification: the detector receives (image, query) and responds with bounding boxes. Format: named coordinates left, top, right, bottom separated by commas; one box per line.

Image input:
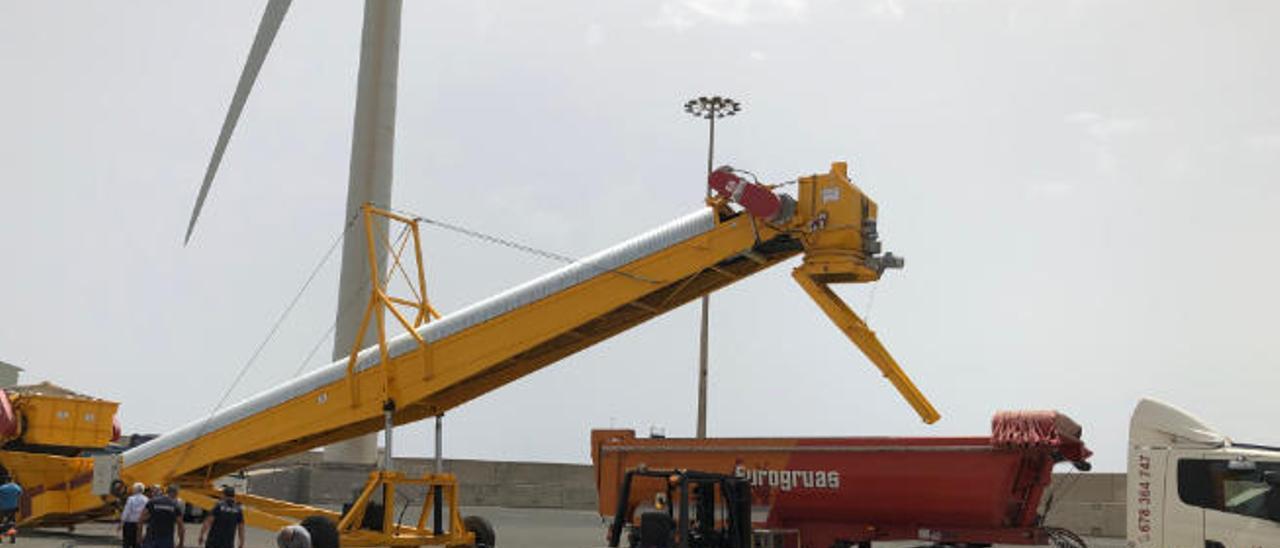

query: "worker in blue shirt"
left=0, top=475, right=22, bottom=544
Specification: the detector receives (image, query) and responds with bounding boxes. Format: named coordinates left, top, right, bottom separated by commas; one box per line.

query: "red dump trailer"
left=592, top=411, right=1092, bottom=548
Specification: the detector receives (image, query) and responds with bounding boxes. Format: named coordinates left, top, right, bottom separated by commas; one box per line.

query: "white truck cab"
left=1128, top=398, right=1280, bottom=547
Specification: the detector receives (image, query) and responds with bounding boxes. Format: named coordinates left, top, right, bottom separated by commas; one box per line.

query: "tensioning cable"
left=381, top=205, right=660, bottom=285
left=290, top=221, right=411, bottom=377
left=166, top=213, right=357, bottom=479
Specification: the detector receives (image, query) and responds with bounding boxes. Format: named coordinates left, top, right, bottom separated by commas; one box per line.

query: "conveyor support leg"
left=792, top=268, right=940, bottom=424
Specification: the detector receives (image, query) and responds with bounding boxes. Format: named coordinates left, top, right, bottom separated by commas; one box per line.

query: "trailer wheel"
left=1046, top=527, right=1087, bottom=548
left=464, top=515, right=496, bottom=548
left=110, top=479, right=128, bottom=500
left=182, top=503, right=205, bottom=523
left=300, top=515, right=341, bottom=548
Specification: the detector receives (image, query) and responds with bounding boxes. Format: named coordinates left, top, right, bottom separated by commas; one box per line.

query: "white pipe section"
left=124, top=208, right=719, bottom=469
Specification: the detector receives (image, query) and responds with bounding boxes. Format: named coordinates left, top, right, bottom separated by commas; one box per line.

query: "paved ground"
left=16, top=507, right=605, bottom=548
left=15, top=507, right=1123, bottom=548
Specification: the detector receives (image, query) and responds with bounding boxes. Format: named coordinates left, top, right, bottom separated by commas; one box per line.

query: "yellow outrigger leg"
left=793, top=266, right=940, bottom=424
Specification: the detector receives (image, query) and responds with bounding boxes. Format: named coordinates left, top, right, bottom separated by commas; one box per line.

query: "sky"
left=1, top=1, right=1277, bottom=473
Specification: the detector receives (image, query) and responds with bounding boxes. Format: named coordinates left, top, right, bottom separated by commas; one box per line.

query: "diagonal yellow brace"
left=180, top=488, right=296, bottom=533
left=792, top=268, right=940, bottom=424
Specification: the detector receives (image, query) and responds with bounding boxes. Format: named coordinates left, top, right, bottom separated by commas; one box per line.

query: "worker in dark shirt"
left=198, top=486, right=244, bottom=548
left=138, top=485, right=184, bottom=548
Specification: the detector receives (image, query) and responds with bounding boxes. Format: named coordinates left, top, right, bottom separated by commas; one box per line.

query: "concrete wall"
left=246, top=455, right=1126, bottom=537
left=1042, top=473, right=1126, bottom=538
left=246, top=454, right=597, bottom=510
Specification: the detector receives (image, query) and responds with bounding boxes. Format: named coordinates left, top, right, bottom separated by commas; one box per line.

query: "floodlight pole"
left=699, top=115, right=712, bottom=441
left=683, top=96, right=741, bottom=439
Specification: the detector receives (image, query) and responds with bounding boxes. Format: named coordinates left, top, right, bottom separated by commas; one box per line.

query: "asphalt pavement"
left=15, top=507, right=1123, bottom=548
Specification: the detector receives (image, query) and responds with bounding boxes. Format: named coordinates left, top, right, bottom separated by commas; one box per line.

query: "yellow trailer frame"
left=181, top=471, right=469, bottom=547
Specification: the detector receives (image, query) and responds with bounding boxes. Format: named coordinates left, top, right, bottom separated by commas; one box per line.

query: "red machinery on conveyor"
left=592, top=411, right=1092, bottom=548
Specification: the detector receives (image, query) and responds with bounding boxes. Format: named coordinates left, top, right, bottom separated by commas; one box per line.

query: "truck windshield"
left=1178, top=459, right=1280, bottom=522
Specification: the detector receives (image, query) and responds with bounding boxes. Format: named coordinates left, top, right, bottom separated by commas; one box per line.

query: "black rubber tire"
left=1046, top=527, right=1088, bottom=548
left=110, top=479, right=128, bottom=500
left=300, top=515, right=342, bottom=548
left=463, top=515, right=496, bottom=548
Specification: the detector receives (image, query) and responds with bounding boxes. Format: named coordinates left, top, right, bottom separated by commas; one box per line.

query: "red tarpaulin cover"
left=992, top=410, right=1092, bottom=463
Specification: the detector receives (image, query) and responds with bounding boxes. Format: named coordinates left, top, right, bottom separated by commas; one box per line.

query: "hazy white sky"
left=1, top=1, right=1277, bottom=472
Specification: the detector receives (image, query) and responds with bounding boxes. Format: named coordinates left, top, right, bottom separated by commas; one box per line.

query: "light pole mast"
left=683, top=96, right=741, bottom=439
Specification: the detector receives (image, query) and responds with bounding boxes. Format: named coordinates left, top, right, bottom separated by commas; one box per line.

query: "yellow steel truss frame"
left=183, top=203, right=471, bottom=547
left=3, top=161, right=939, bottom=535
left=792, top=265, right=939, bottom=424
left=182, top=470, right=472, bottom=546
left=346, top=203, right=442, bottom=407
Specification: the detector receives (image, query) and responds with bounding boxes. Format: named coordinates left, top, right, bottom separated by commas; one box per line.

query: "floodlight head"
left=684, top=96, right=742, bottom=120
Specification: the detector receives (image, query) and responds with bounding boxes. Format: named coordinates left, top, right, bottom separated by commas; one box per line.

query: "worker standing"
left=118, top=482, right=148, bottom=548
left=198, top=487, right=244, bottom=548
left=138, top=485, right=184, bottom=548
left=0, top=475, right=20, bottom=544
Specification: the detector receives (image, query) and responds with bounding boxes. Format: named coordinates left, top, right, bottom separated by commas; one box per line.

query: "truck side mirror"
left=1228, top=458, right=1257, bottom=471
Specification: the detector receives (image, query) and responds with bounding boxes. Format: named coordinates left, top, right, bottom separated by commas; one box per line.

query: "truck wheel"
left=463, top=515, right=496, bottom=548
left=300, top=515, right=341, bottom=548
left=1046, top=527, right=1087, bottom=548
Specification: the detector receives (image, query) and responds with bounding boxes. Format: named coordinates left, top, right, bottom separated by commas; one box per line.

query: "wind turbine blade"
left=185, top=0, right=293, bottom=244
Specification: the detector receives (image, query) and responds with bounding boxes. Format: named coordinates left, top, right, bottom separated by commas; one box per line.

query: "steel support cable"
left=217, top=201, right=672, bottom=397
left=379, top=205, right=660, bottom=285
left=386, top=224, right=425, bottom=304
left=1041, top=468, right=1084, bottom=520
left=166, top=213, right=357, bottom=478
left=863, top=282, right=880, bottom=324
left=292, top=222, right=410, bottom=377
left=292, top=314, right=343, bottom=377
